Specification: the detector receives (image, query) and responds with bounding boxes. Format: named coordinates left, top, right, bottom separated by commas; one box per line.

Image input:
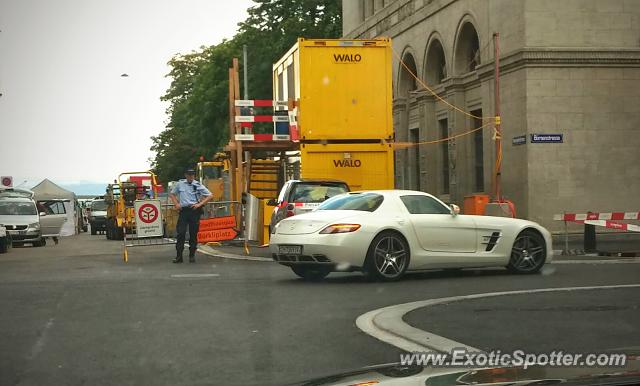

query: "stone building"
left=342, top=0, right=640, bottom=231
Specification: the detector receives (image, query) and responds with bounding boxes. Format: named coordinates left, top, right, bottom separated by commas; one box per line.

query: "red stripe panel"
left=605, top=221, right=626, bottom=231
left=240, top=122, right=253, bottom=128
left=586, top=213, right=599, bottom=220
left=564, top=214, right=576, bottom=221
left=253, top=134, right=273, bottom=141
left=253, top=100, right=274, bottom=107
left=293, top=203, right=303, bottom=207
left=253, top=115, right=273, bottom=122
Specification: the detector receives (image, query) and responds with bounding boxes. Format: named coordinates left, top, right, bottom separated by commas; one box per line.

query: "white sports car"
left=269, top=190, right=553, bottom=281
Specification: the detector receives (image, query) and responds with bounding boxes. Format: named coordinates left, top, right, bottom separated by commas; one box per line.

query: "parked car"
left=0, top=224, right=12, bottom=253
left=88, top=199, right=107, bottom=235
left=0, top=196, right=45, bottom=247
left=268, top=179, right=350, bottom=233
left=270, top=190, right=553, bottom=281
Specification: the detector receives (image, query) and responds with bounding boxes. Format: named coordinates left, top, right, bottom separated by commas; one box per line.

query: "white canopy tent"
left=31, top=179, right=77, bottom=236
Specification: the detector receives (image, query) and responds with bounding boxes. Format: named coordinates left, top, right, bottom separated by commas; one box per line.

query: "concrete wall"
left=524, top=0, right=640, bottom=48
left=525, top=67, right=640, bottom=229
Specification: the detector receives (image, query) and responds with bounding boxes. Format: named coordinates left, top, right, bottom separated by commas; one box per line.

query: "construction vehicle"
left=105, top=171, right=162, bottom=240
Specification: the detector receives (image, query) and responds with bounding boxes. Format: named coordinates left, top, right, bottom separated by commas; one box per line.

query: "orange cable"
left=392, top=49, right=495, bottom=121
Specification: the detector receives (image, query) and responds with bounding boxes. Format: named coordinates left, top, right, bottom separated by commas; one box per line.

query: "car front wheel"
left=291, top=266, right=331, bottom=281
left=507, top=230, right=546, bottom=274
left=364, top=231, right=410, bottom=281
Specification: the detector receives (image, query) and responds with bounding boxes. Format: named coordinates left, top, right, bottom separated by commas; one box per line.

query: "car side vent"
left=482, top=231, right=502, bottom=252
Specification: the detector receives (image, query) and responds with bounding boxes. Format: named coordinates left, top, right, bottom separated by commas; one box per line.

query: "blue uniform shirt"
left=171, top=179, right=212, bottom=208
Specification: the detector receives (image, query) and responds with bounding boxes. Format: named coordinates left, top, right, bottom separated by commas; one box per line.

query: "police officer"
left=169, top=168, right=213, bottom=263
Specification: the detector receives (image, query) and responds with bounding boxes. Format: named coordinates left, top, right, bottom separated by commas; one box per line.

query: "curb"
left=197, top=245, right=273, bottom=262
left=356, top=284, right=640, bottom=354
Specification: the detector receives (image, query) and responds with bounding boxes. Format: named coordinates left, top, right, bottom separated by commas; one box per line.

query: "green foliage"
left=150, top=0, right=342, bottom=185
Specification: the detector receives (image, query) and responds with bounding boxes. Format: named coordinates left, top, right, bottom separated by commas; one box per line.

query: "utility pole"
left=243, top=45, right=249, bottom=100
left=493, top=32, right=502, bottom=202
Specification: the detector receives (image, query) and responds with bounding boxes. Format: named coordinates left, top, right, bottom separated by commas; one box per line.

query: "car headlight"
left=29, top=222, right=40, bottom=230
left=319, top=224, right=361, bottom=234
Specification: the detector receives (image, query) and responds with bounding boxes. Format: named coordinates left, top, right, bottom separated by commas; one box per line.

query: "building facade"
left=342, top=0, right=640, bottom=231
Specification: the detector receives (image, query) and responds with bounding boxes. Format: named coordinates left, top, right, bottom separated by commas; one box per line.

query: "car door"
left=38, top=200, right=68, bottom=236
left=401, top=194, right=477, bottom=253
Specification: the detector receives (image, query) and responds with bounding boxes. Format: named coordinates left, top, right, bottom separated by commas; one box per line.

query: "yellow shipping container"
left=300, top=143, right=394, bottom=191
left=273, top=38, right=393, bottom=141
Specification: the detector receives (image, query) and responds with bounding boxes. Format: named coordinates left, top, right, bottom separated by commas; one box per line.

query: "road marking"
left=553, top=258, right=640, bottom=264
left=170, top=273, right=220, bottom=278
left=356, top=284, right=640, bottom=354
left=29, top=318, right=54, bottom=359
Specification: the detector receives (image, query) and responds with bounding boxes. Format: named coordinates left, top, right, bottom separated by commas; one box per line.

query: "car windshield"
left=289, top=182, right=349, bottom=203
left=0, top=202, right=37, bottom=215
left=91, top=200, right=107, bottom=211
left=317, top=192, right=384, bottom=212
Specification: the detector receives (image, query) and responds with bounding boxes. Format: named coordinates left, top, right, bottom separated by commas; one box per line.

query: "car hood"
left=276, top=210, right=367, bottom=235
left=290, top=358, right=640, bottom=385
left=0, top=214, right=39, bottom=226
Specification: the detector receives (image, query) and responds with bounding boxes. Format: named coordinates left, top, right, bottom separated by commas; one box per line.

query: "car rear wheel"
left=364, top=231, right=410, bottom=281
left=507, top=230, right=546, bottom=274
left=91, top=226, right=97, bottom=235
left=291, top=266, right=331, bottom=281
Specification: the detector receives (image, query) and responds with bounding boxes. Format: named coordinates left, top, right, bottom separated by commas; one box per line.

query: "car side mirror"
left=450, top=204, right=460, bottom=216
left=266, top=199, right=277, bottom=206
left=39, top=212, right=47, bottom=216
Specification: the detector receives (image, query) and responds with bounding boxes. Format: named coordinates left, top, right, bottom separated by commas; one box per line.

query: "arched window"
left=398, top=52, right=418, bottom=96
left=425, top=38, right=447, bottom=85
left=454, top=21, right=481, bottom=75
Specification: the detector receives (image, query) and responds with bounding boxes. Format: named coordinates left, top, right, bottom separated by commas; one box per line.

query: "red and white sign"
left=138, top=203, right=159, bottom=223
left=134, top=200, right=163, bottom=237
left=1, top=176, right=13, bottom=188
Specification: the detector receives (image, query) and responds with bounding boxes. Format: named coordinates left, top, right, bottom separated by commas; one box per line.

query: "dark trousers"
left=176, top=207, right=202, bottom=257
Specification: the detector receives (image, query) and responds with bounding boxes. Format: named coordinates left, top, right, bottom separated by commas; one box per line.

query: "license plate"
left=279, top=245, right=302, bottom=255
left=18, top=230, right=27, bottom=235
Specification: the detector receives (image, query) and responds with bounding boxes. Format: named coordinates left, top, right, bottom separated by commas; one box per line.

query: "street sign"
left=199, top=216, right=236, bottom=232
left=197, top=216, right=237, bottom=242
left=1, top=176, right=13, bottom=188
left=134, top=200, right=163, bottom=238
left=530, top=133, right=563, bottom=143
left=197, top=228, right=237, bottom=243
left=512, top=135, right=526, bottom=146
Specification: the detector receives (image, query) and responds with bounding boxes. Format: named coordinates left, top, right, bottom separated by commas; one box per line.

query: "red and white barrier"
left=583, top=220, right=640, bottom=233
left=234, top=134, right=290, bottom=141
left=553, top=212, right=640, bottom=221
left=234, top=99, right=289, bottom=107
left=235, top=115, right=290, bottom=123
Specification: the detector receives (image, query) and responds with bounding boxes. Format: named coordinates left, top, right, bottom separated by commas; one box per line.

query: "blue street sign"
left=530, top=133, right=563, bottom=143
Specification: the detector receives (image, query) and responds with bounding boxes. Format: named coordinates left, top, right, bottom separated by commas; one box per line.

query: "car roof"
left=347, top=189, right=439, bottom=198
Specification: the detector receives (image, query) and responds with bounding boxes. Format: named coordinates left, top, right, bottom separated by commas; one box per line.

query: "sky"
left=0, top=0, right=253, bottom=193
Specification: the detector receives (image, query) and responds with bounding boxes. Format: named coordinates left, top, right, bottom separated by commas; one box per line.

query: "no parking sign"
left=134, top=200, right=163, bottom=238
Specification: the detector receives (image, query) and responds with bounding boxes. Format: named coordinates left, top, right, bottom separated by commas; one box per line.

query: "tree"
left=151, top=0, right=341, bottom=185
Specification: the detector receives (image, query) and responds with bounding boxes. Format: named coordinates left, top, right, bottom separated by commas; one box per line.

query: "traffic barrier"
left=554, top=211, right=640, bottom=255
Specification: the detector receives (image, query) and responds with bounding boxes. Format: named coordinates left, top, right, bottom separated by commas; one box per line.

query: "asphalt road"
left=1, top=233, right=639, bottom=385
